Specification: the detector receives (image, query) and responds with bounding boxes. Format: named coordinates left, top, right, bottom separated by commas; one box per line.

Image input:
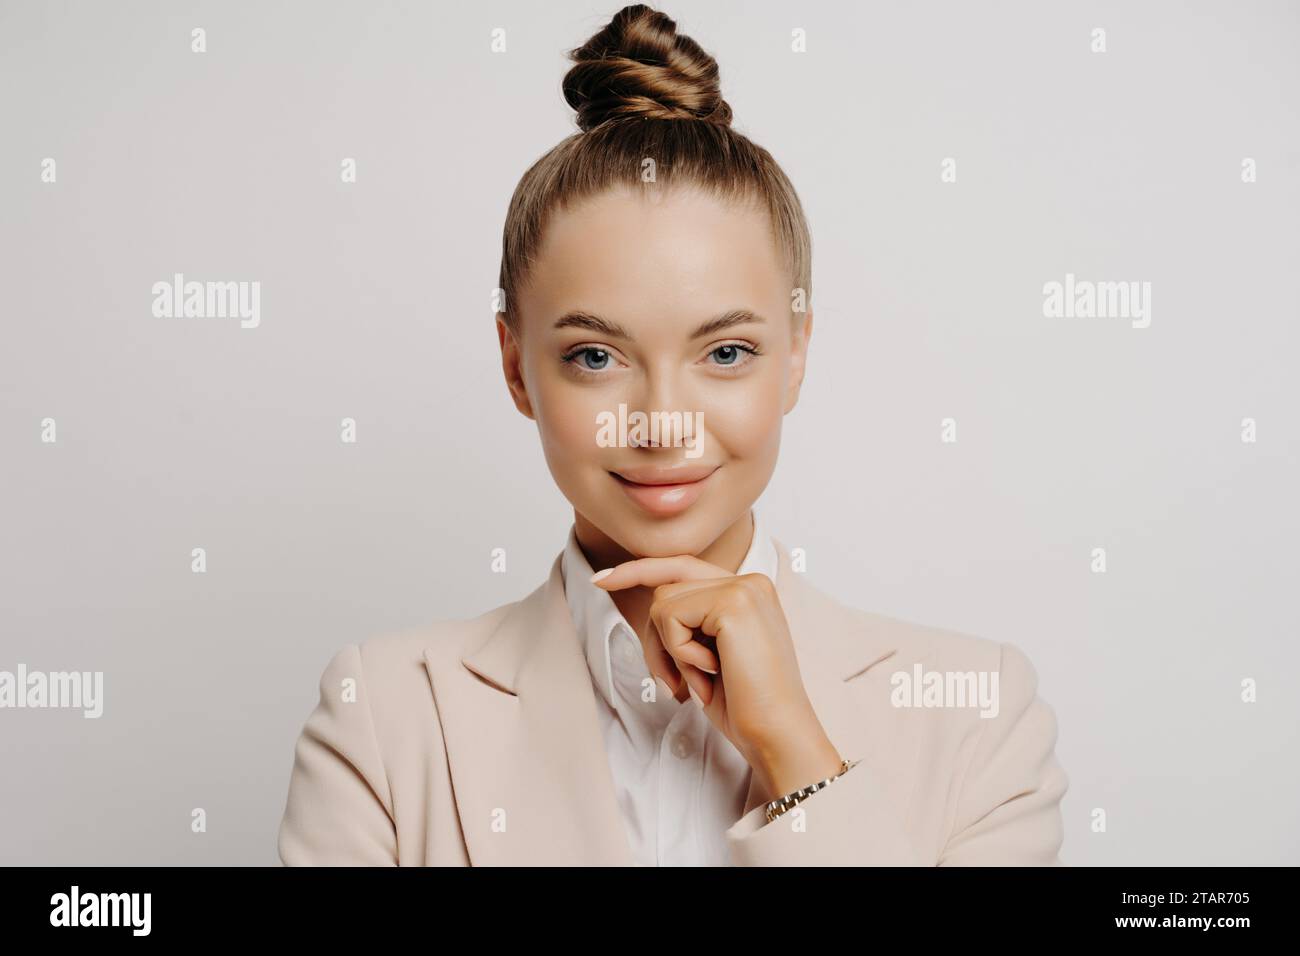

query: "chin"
left=600, top=508, right=728, bottom=559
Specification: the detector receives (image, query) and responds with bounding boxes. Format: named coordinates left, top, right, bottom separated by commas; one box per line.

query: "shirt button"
left=670, top=732, right=695, bottom=759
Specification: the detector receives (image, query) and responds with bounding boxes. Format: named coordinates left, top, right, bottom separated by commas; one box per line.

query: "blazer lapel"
left=423, top=554, right=635, bottom=866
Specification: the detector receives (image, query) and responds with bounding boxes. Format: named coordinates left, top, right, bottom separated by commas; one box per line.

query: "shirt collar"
left=559, top=508, right=779, bottom=712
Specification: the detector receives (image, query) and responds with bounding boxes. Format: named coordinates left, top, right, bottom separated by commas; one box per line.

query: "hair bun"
left=563, top=4, right=733, bottom=132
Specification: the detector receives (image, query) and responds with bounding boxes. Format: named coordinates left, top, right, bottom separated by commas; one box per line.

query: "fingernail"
left=590, top=568, right=613, bottom=583
left=687, top=684, right=703, bottom=708
left=700, top=666, right=718, bottom=675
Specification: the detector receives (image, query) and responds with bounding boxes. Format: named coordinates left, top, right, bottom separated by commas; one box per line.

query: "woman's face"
left=498, top=184, right=811, bottom=563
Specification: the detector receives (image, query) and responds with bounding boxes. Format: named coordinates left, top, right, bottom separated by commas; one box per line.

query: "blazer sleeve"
left=277, top=643, right=399, bottom=866
left=725, top=758, right=926, bottom=866
left=725, top=641, right=1067, bottom=866
left=936, top=641, right=1068, bottom=866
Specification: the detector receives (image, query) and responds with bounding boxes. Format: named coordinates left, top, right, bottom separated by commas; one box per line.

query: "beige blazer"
left=277, top=540, right=1068, bottom=866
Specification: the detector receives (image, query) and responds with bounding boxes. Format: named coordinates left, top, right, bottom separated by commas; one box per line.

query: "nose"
left=625, top=367, right=698, bottom=451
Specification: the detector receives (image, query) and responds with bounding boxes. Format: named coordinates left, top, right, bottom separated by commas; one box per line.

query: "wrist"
left=747, top=715, right=844, bottom=802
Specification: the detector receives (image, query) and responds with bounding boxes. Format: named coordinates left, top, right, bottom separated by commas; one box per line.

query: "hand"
left=593, top=556, right=845, bottom=802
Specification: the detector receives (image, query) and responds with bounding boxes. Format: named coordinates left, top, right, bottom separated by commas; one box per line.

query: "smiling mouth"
left=608, top=466, right=719, bottom=516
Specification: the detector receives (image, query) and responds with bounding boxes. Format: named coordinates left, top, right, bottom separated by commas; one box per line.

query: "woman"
left=277, top=3, right=1067, bottom=866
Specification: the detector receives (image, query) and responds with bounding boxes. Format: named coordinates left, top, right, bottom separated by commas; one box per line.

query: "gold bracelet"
left=764, top=758, right=859, bottom=824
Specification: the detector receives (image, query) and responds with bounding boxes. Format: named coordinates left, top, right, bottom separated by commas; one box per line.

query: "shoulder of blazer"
left=812, top=582, right=1057, bottom=743
left=783, top=564, right=1007, bottom=678
left=847, top=602, right=1008, bottom=674
left=791, top=576, right=1060, bottom=807
left=326, top=597, right=525, bottom=741
left=766, top=537, right=1025, bottom=692
left=785, top=571, right=1054, bottom=736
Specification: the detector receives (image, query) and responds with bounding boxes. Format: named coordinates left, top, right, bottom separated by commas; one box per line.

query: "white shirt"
left=560, top=508, right=779, bottom=867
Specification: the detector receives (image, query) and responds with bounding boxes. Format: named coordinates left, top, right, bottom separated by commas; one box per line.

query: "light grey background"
left=1, top=0, right=1296, bottom=865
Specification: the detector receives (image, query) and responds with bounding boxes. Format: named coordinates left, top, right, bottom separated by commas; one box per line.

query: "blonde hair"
left=497, top=3, right=812, bottom=331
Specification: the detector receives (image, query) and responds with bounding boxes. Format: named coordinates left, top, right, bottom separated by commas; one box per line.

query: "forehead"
left=520, top=186, right=788, bottom=332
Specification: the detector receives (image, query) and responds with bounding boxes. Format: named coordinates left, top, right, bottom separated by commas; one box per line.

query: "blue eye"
left=707, top=342, right=760, bottom=368
left=562, top=346, right=618, bottom=375
left=567, top=347, right=610, bottom=370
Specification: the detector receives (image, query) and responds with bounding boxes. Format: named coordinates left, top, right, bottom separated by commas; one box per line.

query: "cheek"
left=700, top=365, right=787, bottom=461
left=530, top=370, right=608, bottom=467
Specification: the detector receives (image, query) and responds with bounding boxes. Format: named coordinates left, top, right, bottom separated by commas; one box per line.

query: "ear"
left=496, top=314, right=536, bottom=420
left=783, top=309, right=813, bottom=414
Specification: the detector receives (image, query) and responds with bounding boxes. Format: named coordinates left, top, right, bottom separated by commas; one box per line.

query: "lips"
left=611, top=464, right=718, bottom=486
left=609, top=465, right=719, bottom=517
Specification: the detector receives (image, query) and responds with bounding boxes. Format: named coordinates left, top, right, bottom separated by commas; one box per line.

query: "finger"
left=643, top=618, right=684, bottom=699
left=680, top=662, right=715, bottom=708
left=650, top=577, right=734, bottom=603
left=593, top=555, right=731, bottom=591
left=708, top=668, right=727, bottom=714
left=651, top=590, right=724, bottom=675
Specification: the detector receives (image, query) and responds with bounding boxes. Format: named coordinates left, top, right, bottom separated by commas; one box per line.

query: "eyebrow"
left=552, top=309, right=766, bottom=341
